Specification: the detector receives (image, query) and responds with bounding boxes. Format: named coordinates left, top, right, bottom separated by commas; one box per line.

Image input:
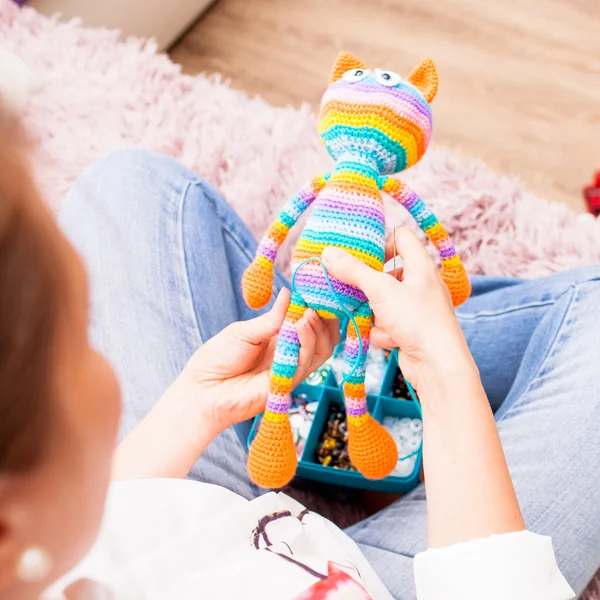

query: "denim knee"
left=78, top=149, right=200, bottom=201
left=84, top=149, right=195, bottom=183
left=548, top=264, right=600, bottom=288
left=60, top=149, right=213, bottom=230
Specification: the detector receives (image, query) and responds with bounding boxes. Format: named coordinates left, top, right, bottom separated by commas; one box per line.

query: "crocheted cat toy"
left=243, top=52, right=471, bottom=488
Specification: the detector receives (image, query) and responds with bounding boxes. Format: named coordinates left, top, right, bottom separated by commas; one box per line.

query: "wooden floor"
left=170, top=0, right=600, bottom=212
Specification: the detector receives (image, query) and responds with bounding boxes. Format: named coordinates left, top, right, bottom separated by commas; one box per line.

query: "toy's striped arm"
left=382, top=177, right=471, bottom=306
left=242, top=174, right=329, bottom=309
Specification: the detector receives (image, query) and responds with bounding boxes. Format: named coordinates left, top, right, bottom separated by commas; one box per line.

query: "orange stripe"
left=268, top=221, right=289, bottom=244
left=346, top=321, right=371, bottom=338
left=382, top=177, right=404, bottom=195
left=424, top=223, right=449, bottom=244
left=327, top=177, right=381, bottom=197
left=285, top=304, right=306, bottom=322
left=269, top=375, right=293, bottom=395
left=344, top=382, right=366, bottom=398
left=310, top=174, right=328, bottom=194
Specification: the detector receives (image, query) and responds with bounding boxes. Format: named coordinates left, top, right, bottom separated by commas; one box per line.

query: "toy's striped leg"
left=247, top=292, right=306, bottom=488
left=344, top=303, right=398, bottom=479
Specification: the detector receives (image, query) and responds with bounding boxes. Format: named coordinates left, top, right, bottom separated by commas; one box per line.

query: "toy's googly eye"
left=342, top=68, right=370, bottom=82
left=375, top=69, right=402, bottom=87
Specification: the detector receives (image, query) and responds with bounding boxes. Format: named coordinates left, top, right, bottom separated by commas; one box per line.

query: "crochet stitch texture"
left=243, top=52, right=471, bottom=488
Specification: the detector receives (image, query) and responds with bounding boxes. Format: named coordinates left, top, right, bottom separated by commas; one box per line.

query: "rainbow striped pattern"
left=318, top=79, right=432, bottom=174
left=243, top=52, right=470, bottom=488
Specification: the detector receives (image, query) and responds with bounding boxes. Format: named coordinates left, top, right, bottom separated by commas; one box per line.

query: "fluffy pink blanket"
left=0, top=0, right=599, bottom=596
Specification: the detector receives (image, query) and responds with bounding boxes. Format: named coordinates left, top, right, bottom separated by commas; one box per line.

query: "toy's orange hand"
left=242, top=259, right=274, bottom=309
left=441, top=261, right=471, bottom=307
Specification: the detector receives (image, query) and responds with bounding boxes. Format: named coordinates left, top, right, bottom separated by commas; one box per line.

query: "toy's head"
left=319, top=52, right=438, bottom=175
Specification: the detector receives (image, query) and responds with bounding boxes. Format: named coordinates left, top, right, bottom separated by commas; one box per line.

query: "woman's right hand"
left=322, top=228, right=479, bottom=400
left=325, top=231, right=527, bottom=549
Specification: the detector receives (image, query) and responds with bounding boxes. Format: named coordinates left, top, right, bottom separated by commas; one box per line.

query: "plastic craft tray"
left=247, top=349, right=423, bottom=493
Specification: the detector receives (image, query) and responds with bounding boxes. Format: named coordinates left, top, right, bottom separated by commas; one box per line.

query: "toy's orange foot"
left=247, top=415, right=298, bottom=488
left=242, top=260, right=274, bottom=310
left=441, top=263, right=471, bottom=307
left=348, top=415, right=398, bottom=479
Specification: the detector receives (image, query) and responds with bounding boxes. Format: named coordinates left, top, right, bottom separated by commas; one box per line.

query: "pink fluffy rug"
left=2, top=1, right=600, bottom=279
left=1, top=0, right=599, bottom=596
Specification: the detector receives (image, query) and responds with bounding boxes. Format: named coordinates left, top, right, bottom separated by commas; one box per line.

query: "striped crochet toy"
left=243, top=52, right=471, bottom=488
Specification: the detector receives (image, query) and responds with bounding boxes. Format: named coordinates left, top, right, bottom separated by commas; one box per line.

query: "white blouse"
left=44, top=478, right=574, bottom=599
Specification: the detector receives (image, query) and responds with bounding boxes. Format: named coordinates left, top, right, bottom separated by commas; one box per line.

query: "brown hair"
left=0, top=115, right=61, bottom=472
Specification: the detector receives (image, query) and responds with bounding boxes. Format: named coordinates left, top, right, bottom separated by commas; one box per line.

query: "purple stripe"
left=347, top=406, right=367, bottom=417
left=439, top=246, right=456, bottom=259
left=331, top=80, right=432, bottom=120
left=297, top=188, right=313, bottom=207
left=292, top=269, right=367, bottom=303
left=279, top=328, right=300, bottom=345
left=260, top=246, right=277, bottom=261
left=317, top=199, right=385, bottom=225
left=344, top=336, right=369, bottom=354
left=401, top=192, right=420, bottom=210
left=344, top=342, right=358, bottom=359
left=266, top=402, right=290, bottom=414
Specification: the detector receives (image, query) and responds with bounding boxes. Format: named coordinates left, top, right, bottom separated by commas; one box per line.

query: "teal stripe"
left=320, top=125, right=407, bottom=172
left=334, top=160, right=379, bottom=180
left=418, top=213, right=438, bottom=230
left=343, top=373, right=367, bottom=385
left=272, top=362, right=297, bottom=378
left=301, top=230, right=384, bottom=260
left=279, top=211, right=296, bottom=228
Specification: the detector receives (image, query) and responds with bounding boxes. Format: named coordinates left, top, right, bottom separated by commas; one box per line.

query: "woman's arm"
left=322, top=231, right=524, bottom=548
left=112, top=289, right=339, bottom=481
left=112, top=379, right=219, bottom=481
left=418, top=366, right=524, bottom=547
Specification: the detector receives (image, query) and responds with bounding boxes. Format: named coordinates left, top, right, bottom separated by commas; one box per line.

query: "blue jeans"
left=59, top=150, right=600, bottom=599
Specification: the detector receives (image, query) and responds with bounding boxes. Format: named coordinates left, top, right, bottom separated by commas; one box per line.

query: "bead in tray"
left=392, top=365, right=411, bottom=399
left=316, top=402, right=356, bottom=471
left=382, top=416, right=423, bottom=477
left=304, top=358, right=332, bottom=386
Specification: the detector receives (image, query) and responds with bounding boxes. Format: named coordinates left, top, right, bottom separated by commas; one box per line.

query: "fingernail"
left=305, top=308, right=316, bottom=321
left=323, top=246, right=344, bottom=261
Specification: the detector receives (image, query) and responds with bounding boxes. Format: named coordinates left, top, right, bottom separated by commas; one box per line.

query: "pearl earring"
left=16, top=547, right=53, bottom=583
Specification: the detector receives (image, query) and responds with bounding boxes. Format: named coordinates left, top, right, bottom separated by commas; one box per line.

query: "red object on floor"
left=584, top=172, right=600, bottom=216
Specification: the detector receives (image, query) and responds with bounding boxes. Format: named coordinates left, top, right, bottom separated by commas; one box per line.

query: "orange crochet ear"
left=407, top=58, right=438, bottom=103
left=329, top=51, right=367, bottom=85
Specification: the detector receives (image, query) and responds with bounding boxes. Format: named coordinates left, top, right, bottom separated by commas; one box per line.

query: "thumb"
left=322, top=247, right=388, bottom=301
left=228, top=287, right=290, bottom=344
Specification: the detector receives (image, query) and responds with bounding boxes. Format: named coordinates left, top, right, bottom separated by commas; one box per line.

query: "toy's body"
left=243, top=53, right=471, bottom=488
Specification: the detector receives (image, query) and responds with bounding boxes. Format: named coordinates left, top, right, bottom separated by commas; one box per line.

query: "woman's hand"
left=322, top=228, right=478, bottom=400
left=325, top=230, right=525, bottom=548
left=174, top=288, right=340, bottom=437
left=114, top=288, right=339, bottom=481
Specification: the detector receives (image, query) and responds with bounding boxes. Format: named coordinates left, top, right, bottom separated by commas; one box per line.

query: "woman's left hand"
left=113, top=288, right=339, bottom=481
left=174, top=288, right=340, bottom=436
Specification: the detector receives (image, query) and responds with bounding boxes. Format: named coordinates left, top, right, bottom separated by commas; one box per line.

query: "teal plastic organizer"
left=247, top=349, right=423, bottom=493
